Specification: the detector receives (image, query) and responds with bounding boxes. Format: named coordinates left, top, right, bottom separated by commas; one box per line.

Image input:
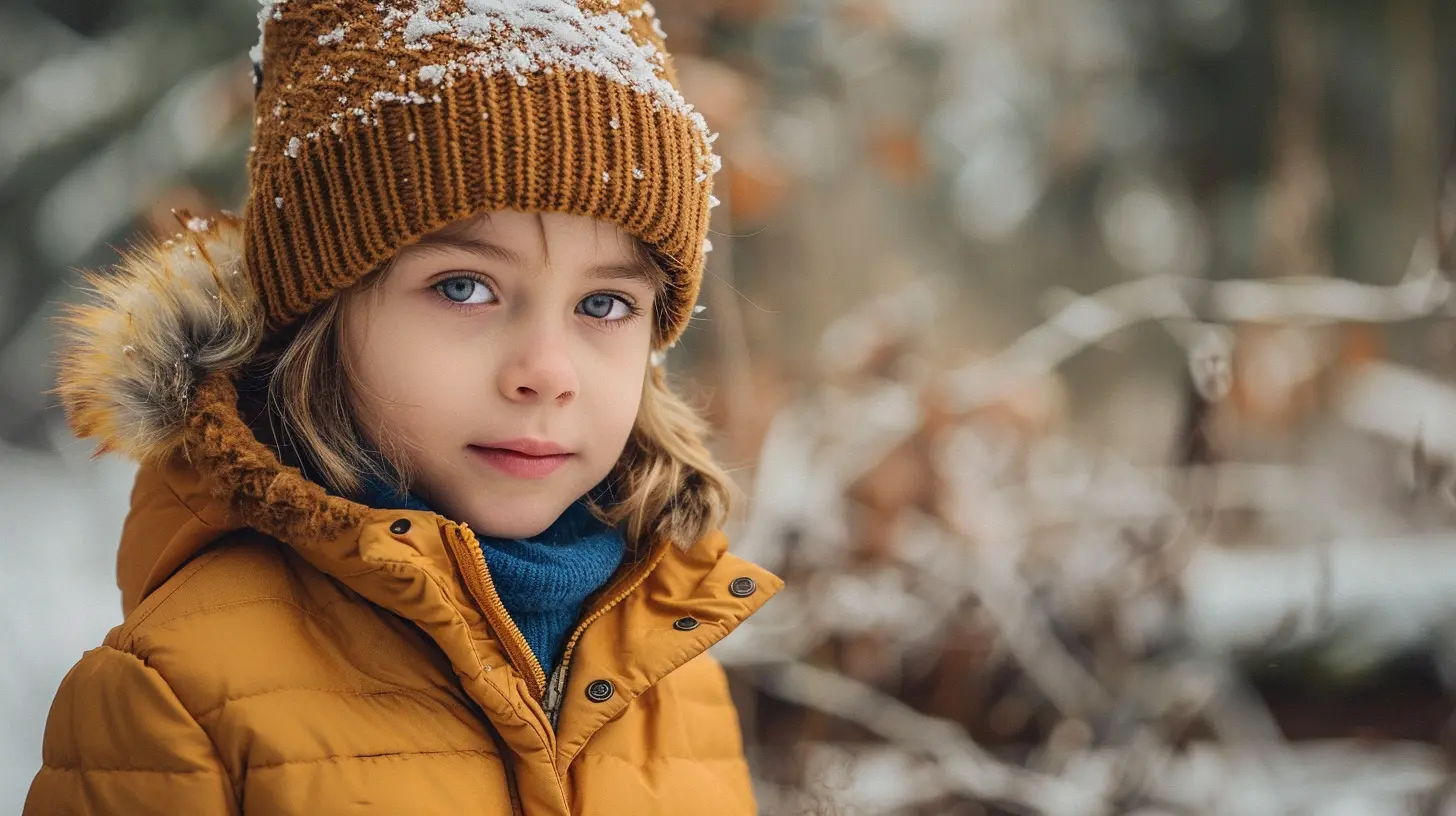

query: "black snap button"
left=389, top=518, right=411, bottom=535
left=673, top=616, right=700, bottom=631
left=585, top=679, right=615, bottom=703
left=728, top=576, right=757, bottom=598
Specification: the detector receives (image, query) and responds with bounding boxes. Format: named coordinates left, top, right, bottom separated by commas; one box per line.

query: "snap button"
left=673, top=616, right=700, bottom=632
left=585, top=679, right=615, bottom=703
left=728, top=576, right=757, bottom=598
left=389, top=518, right=411, bottom=535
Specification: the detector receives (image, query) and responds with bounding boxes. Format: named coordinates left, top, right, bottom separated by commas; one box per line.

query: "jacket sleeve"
left=24, top=645, right=237, bottom=816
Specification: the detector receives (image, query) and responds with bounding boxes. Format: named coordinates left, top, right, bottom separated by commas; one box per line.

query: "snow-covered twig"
left=743, top=658, right=1112, bottom=816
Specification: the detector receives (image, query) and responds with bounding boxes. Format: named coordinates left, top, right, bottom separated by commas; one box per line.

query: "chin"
left=460, top=502, right=567, bottom=540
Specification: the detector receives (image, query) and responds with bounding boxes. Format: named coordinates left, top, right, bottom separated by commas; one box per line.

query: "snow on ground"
left=0, top=433, right=133, bottom=812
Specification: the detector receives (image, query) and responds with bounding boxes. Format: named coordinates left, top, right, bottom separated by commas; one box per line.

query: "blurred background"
left=4, top=0, right=1456, bottom=813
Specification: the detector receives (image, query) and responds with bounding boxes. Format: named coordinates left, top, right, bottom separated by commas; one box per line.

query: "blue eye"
left=436, top=277, right=494, bottom=305
left=579, top=293, right=632, bottom=320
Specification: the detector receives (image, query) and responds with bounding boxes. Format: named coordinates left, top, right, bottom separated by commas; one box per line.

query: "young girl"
left=26, top=2, right=781, bottom=813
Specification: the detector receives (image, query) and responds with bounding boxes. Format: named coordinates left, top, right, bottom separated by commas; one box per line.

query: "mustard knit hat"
left=245, top=0, right=719, bottom=347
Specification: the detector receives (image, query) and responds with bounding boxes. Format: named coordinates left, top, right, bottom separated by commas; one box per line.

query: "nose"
left=497, top=330, right=579, bottom=405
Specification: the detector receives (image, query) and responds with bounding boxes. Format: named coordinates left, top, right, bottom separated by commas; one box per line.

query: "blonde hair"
left=264, top=241, right=733, bottom=552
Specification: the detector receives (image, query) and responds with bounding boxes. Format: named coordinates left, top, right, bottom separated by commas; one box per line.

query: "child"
left=26, top=2, right=781, bottom=813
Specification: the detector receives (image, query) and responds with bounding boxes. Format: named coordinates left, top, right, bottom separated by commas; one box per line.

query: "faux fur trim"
left=185, top=374, right=366, bottom=546
left=56, top=211, right=262, bottom=461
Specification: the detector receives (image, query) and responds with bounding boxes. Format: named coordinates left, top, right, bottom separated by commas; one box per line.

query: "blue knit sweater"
left=356, top=480, right=626, bottom=678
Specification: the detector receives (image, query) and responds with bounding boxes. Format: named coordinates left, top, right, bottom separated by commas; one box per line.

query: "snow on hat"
left=246, top=0, right=720, bottom=347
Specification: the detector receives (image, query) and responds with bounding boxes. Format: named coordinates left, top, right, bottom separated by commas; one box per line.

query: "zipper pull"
left=543, top=662, right=569, bottom=730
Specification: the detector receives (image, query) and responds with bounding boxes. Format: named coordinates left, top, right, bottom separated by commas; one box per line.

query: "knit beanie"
left=245, top=0, right=719, bottom=347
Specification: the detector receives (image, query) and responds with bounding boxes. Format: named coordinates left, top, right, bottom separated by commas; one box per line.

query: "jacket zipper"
left=446, top=525, right=547, bottom=698
left=542, top=661, right=569, bottom=729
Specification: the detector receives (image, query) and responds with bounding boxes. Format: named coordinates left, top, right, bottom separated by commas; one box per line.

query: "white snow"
left=285, top=136, right=302, bottom=158
left=371, top=1, right=714, bottom=163
left=372, top=90, right=431, bottom=106
left=250, top=0, right=288, bottom=68
left=317, top=25, right=349, bottom=46
left=265, top=1, right=719, bottom=184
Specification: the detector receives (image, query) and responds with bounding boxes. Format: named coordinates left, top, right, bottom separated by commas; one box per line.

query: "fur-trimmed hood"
left=55, top=211, right=373, bottom=611
left=58, top=211, right=263, bottom=463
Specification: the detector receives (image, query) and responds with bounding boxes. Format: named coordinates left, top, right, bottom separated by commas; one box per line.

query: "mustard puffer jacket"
left=25, top=215, right=782, bottom=815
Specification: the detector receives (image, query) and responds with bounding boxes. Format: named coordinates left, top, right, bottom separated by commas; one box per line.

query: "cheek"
left=595, top=360, right=648, bottom=448
left=340, top=296, right=452, bottom=440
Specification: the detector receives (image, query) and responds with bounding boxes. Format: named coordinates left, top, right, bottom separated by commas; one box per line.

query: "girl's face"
left=340, top=210, right=658, bottom=538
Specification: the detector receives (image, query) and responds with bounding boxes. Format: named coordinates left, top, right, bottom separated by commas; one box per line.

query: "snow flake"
left=274, top=196, right=285, bottom=209
left=609, top=117, right=620, bottom=129
left=372, top=90, right=430, bottom=107
left=319, top=64, right=333, bottom=78
left=186, top=216, right=213, bottom=232
left=318, top=25, right=349, bottom=46
left=693, top=304, right=707, bottom=314
left=709, top=194, right=721, bottom=208
left=407, top=131, right=417, bottom=142
left=702, top=238, right=712, bottom=253
left=286, top=136, right=302, bottom=158
left=632, top=168, right=644, bottom=180
left=602, top=171, right=610, bottom=182
left=418, top=64, right=447, bottom=84
left=250, top=0, right=288, bottom=69
left=695, top=171, right=706, bottom=183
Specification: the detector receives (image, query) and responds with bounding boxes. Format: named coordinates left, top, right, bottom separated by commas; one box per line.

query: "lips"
left=468, top=439, right=574, bottom=479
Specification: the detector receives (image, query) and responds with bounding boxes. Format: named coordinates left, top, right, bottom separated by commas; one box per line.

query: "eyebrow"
left=407, top=233, right=523, bottom=265
left=405, top=231, right=659, bottom=283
